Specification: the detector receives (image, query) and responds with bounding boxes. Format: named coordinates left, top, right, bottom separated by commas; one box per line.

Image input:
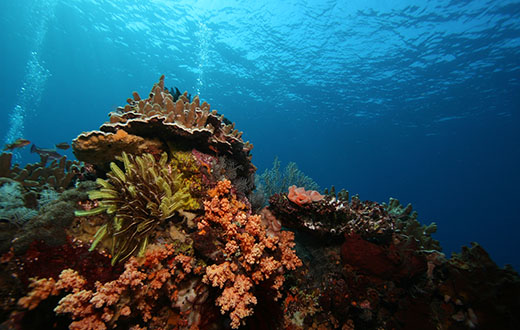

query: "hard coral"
left=71, top=129, right=162, bottom=171
left=269, top=190, right=439, bottom=250
left=72, top=75, right=254, bottom=176
left=77, top=152, right=199, bottom=264
left=0, top=152, right=80, bottom=192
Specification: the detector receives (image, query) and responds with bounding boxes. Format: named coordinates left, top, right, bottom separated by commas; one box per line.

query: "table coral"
left=72, top=75, right=254, bottom=177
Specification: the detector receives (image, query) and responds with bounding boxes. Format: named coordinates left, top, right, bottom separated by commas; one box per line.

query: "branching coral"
left=197, top=179, right=302, bottom=328
left=77, top=152, right=199, bottom=264
left=0, top=152, right=80, bottom=192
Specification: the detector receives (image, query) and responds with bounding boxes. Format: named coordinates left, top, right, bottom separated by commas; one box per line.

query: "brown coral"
left=72, top=76, right=254, bottom=175
left=72, top=129, right=163, bottom=171
left=0, top=152, right=80, bottom=192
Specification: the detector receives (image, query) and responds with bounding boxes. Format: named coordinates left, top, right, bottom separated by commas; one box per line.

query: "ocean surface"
left=0, top=0, right=519, bottom=269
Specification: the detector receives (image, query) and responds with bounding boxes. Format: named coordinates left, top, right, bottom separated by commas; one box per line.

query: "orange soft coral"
left=55, top=269, right=87, bottom=293
left=288, top=185, right=324, bottom=206
left=20, top=243, right=201, bottom=329
left=18, top=277, right=58, bottom=310
left=217, top=274, right=257, bottom=329
left=198, top=180, right=302, bottom=328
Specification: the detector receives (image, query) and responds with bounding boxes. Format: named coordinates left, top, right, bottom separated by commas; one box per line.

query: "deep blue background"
left=1, top=0, right=519, bottom=269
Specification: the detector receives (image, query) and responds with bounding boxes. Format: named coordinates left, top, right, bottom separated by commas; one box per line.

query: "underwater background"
left=0, top=0, right=518, bottom=272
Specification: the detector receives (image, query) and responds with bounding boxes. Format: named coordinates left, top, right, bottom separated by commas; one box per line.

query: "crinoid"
left=76, top=152, right=199, bottom=264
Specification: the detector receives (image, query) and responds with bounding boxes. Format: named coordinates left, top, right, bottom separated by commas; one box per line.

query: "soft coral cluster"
left=17, top=243, right=202, bottom=329
left=197, top=180, right=302, bottom=328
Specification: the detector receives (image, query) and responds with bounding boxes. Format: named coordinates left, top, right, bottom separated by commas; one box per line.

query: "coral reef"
left=268, top=186, right=520, bottom=329
left=1, top=76, right=518, bottom=330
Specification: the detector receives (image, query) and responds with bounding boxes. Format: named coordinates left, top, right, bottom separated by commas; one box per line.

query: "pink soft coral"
left=288, top=185, right=324, bottom=206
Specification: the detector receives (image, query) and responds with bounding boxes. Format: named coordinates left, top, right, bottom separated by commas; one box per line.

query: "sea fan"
left=255, top=156, right=320, bottom=206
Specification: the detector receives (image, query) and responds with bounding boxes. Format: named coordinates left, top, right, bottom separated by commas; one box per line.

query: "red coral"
left=340, top=233, right=426, bottom=280
left=16, top=239, right=121, bottom=288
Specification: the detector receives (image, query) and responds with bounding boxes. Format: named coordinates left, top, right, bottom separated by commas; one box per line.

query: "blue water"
left=1, top=0, right=519, bottom=269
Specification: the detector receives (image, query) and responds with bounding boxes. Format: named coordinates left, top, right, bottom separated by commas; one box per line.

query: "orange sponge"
left=288, top=185, right=324, bottom=206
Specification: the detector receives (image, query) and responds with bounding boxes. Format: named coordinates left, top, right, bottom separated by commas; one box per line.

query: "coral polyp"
left=77, top=151, right=199, bottom=264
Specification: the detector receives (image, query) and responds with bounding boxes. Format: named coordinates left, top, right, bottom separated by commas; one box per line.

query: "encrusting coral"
left=77, top=151, right=199, bottom=265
